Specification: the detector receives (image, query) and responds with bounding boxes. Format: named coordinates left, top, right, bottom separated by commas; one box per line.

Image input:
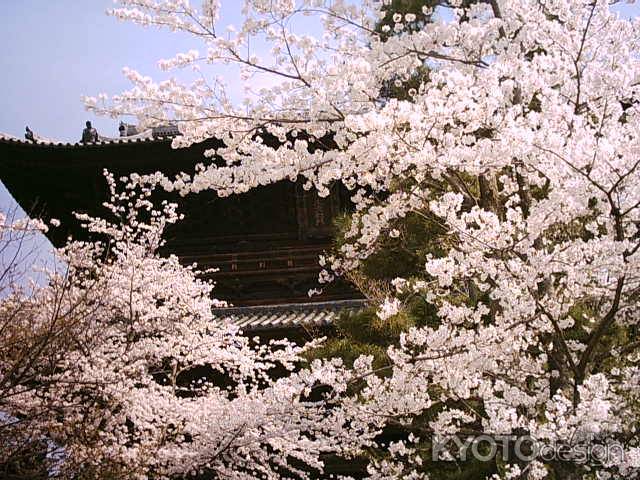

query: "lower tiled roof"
left=214, top=299, right=367, bottom=332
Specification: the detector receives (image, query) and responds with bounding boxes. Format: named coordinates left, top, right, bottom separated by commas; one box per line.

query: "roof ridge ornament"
left=151, top=123, right=180, bottom=139
left=119, top=121, right=140, bottom=137
left=80, top=121, right=98, bottom=144
left=25, top=126, right=34, bottom=142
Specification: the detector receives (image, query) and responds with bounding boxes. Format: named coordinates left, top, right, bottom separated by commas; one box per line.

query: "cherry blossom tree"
left=85, top=0, right=640, bottom=478
left=0, top=210, right=65, bottom=478
left=0, top=173, right=368, bottom=479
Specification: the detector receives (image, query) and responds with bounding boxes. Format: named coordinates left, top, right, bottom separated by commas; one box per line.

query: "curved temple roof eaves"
left=214, top=299, right=368, bottom=332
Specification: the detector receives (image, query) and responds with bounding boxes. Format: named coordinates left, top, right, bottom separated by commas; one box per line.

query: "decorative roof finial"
left=24, top=126, right=34, bottom=142
left=80, top=121, right=98, bottom=144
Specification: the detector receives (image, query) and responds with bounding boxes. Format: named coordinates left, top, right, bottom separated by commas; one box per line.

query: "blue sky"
left=0, top=1, right=250, bottom=142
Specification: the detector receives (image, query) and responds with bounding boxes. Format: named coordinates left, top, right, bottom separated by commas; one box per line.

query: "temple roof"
left=0, top=127, right=361, bottom=307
